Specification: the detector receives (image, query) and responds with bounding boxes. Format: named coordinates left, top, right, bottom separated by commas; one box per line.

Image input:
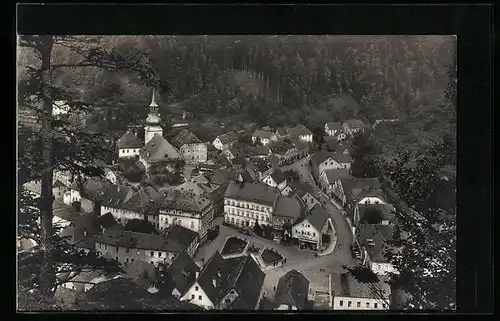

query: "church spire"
left=150, top=88, right=158, bottom=107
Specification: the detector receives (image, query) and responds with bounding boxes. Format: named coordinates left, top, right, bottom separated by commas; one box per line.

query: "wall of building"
left=219, top=288, right=239, bottom=309
left=292, top=220, right=321, bottom=246
left=357, top=197, right=386, bottom=205
left=144, top=125, right=163, bottom=145
left=181, top=143, right=208, bottom=164
left=319, top=158, right=346, bottom=173
left=105, top=171, right=117, bottom=184
left=276, top=304, right=298, bottom=310
left=95, top=241, right=177, bottom=267
left=224, top=197, right=274, bottom=228
left=118, top=148, right=140, bottom=158
left=181, top=281, right=214, bottom=309
left=370, top=261, right=397, bottom=276
left=63, top=189, right=81, bottom=205
left=159, top=204, right=213, bottom=239
left=299, top=134, right=313, bottom=143
left=333, top=296, right=389, bottom=310
left=81, top=197, right=96, bottom=213
left=302, top=193, right=320, bottom=212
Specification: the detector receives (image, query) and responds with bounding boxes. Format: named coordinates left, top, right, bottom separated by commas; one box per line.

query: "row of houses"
left=223, top=181, right=336, bottom=251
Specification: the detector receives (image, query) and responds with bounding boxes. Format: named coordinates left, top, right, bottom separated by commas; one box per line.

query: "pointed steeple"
left=150, top=89, right=158, bottom=107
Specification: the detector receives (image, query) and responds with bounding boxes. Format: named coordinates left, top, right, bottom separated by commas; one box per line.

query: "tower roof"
left=150, top=89, right=158, bottom=107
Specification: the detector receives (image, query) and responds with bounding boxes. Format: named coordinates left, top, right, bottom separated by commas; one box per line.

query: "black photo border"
left=12, top=2, right=494, bottom=317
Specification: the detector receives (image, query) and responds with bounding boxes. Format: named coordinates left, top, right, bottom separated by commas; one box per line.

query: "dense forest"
left=18, top=36, right=456, bottom=151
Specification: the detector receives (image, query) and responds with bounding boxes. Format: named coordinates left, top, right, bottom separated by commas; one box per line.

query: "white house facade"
left=180, top=281, right=215, bottom=309
left=333, top=296, right=390, bottom=310
left=224, top=198, right=274, bottom=228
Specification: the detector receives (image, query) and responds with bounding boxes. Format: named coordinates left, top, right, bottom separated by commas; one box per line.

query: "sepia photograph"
left=17, top=35, right=457, bottom=312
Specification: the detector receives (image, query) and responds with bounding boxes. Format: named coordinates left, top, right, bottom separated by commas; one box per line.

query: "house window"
left=115, top=257, right=118, bottom=261
left=159, top=252, right=162, bottom=258
left=151, top=251, right=154, bottom=256
left=125, top=258, right=129, bottom=263
left=191, top=294, right=195, bottom=300
left=115, top=246, right=119, bottom=252
left=191, top=221, right=194, bottom=229
left=198, top=295, right=202, bottom=300
left=366, top=302, right=370, bottom=308
left=357, top=302, right=361, bottom=308
left=339, top=300, right=343, bottom=306
left=313, top=233, right=315, bottom=236
left=374, top=303, right=378, bottom=309
left=195, top=286, right=199, bottom=291
left=348, top=301, right=352, bottom=307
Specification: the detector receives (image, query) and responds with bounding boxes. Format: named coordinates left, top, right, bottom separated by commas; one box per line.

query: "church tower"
left=144, top=89, right=163, bottom=145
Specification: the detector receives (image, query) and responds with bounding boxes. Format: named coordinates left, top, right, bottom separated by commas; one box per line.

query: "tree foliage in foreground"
left=17, top=35, right=159, bottom=310
left=346, top=143, right=456, bottom=310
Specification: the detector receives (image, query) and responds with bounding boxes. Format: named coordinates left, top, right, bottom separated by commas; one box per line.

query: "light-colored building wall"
left=292, top=219, right=321, bottom=247
left=95, top=241, right=178, bottom=267
left=181, top=281, right=215, bottom=309
left=159, top=203, right=214, bottom=240
left=63, top=188, right=81, bottom=205
left=301, top=193, right=320, bottom=212
left=180, top=143, right=208, bottom=164
left=144, top=125, right=163, bottom=145
left=299, top=134, right=313, bottom=143
left=118, top=148, right=140, bottom=158
left=370, top=261, right=397, bottom=276
left=224, top=198, right=274, bottom=228
left=276, top=304, right=298, bottom=310
left=333, top=296, right=389, bottom=310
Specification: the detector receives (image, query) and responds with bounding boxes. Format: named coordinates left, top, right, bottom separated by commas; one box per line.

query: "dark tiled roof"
left=289, top=181, right=315, bottom=197
left=289, top=124, right=313, bottom=137
left=324, top=169, right=352, bottom=184
left=300, top=204, right=330, bottom=231
left=311, top=150, right=335, bottom=166
left=276, top=127, right=287, bottom=136
left=95, top=228, right=192, bottom=253
left=117, top=131, right=143, bottom=149
left=273, top=197, right=301, bottom=220
left=325, top=137, right=340, bottom=151
left=227, top=256, right=265, bottom=310
left=270, top=170, right=286, bottom=184
left=163, top=225, right=198, bottom=253
left=224, top=181, right=279, bottom=207
left=209, top=168, right=237, bottom=186
left=170, top=129, right=201, bottom=149
left=139, top=134, right=181, bottom=163
left=166, top=250, right=200, bottom=296
left=101, top=185, right=134, bottom=208
left=251, top=145, right=270, bottom=156
left=357, top=224, right=396, bottom=263
left=53, top=205, right=80, bottom=222
left=161, top=190, right=211, bottom=213
left=274, top=269, right=309, bottom=310
left=332, top=151, right=353, bottom=163
left=120, top=187, right=163, bottom=215
left=266, top=155, right=280, bottom=168
left=343, top=178, right=383, bottom=203
left=325, top=122, right=342, bottom=131
left=196, top=251, right=238, bottom=305
left=124, top=219, right=158, bottom=234
left=270, top=142, right=295, bottom=155
left=344, top=119, right=365, bottom=129
left=252, top=129, right=275, bottom=140
left=216, top=131, right=238, bottom=145
left=239, top=170, right=254, bottom=183
left=81, top=178, right=111, bottom=202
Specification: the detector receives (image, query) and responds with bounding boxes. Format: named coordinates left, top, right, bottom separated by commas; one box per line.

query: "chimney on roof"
left=212, top=278, right=217, bottom=288
left=195, top=271, right=199, bottom=279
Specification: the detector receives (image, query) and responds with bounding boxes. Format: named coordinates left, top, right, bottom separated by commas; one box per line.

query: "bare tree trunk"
left=38, top=35, right=56, bottom=297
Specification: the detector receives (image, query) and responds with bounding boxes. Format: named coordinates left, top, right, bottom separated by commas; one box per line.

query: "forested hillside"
left=17, top=35, right=456, bottom=161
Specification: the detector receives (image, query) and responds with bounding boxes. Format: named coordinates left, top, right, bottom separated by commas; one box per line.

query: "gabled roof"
left=273, top=196, right=301, bottom=220
left=166, top=251, right=200, bottom=296
left=324, top=137, right=340, bottom=151
left=209, top=167, right=237, bottom=186
left=195, top=251, right=236, bottom=305
left=238, top=170, right=254, bottom=183
left=324, top=169, right=352, bottom=184
left=53, top=179, right=67, bottom=189
left=101, top=184, right=134, bottom=208
left=344, top=119, right=365, bottom=129
left=215, top=131, right=238, bottom=145
left=325, top=122, right=342, bottom=131
left=330, top=272, right=391, bottom=300
left=252, top=129, right=275, bottom=140
left=161, top=190, right=211, bottom=213
left=120, top=187, right=163, bottom=215
left=95, top=228, right=193, bottom=253
left=332, top=151, right=353, bottom=164
left=250, top=145, right=271, bottom=157
left=274, top=269, right=309, bottom=310
left=224, top=181, right=279, bottom=207
left=139, top=134, right=181, bottom=163
left=289, top=181, right=315, bottom=197
left=297, top=204, right=330, bottom=231
left=269, top=170, right=286, bottom=185
left=81, top=178, right=111, bottom=202
left=117, top=131, right=143, bottom=149
left=228, top=255, right=266, bottom=310
left=170, top=129, right=201, bottom=149
left=343, top=178, right=383, bottom=203
left=162, top=225, right=198, bottom=253
left=311, top=150, right=335, bottom=166
left=289, top=124, right=313, bottom=137
left=270, top=142, right=295, bottom=155
left=266, top=154, right=281, bottom=168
